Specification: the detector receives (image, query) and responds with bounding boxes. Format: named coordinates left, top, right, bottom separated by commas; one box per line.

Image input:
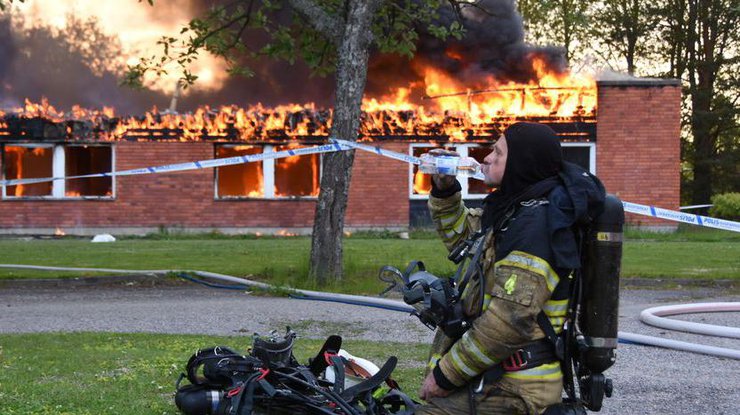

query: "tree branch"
left=286, top=0, right=344, bottom=46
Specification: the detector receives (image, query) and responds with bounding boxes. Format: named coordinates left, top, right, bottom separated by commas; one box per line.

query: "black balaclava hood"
left=500, top=122, right=563, bottom=195
left=482, top=122, right=563, bottom=230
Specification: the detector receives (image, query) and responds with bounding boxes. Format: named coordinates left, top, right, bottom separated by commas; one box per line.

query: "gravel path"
left=1, top=280, right=738, bottom=415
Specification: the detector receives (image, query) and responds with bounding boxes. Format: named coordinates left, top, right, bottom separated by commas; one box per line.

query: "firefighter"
left=416, top=122, right=605, bottom=415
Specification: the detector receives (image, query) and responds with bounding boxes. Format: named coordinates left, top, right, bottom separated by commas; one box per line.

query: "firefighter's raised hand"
left=429, top=148, right=459, bottom=191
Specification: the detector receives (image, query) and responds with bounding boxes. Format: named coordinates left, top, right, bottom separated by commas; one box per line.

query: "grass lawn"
left=0, top=227, right=738, bottom=293
left=0, top=332, right=428, bottom=415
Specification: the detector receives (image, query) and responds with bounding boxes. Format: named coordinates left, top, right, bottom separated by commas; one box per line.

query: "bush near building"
left=710, top=193, right=740, bottom=220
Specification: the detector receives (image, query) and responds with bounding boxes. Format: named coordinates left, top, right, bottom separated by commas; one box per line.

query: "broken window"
left=215, top=144, right=320, bottom=199
left=65, top=145, right=113, bottom=197
left=274, top=144, right=320, bottom=197
left=2, top=144, right=113, bottom=199
left=2, top=145, right=53, bottom=197
left=215, top=145, right=264, bottom=198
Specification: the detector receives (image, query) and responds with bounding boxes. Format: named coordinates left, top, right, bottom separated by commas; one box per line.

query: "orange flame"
left=1, top=59, right=595, bottom=143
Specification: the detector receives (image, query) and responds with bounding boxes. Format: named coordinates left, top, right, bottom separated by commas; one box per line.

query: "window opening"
left=215, top=145, right=264, bottom=198
left=2, top=145, right=53, bottom=197
left=65, top=145, right=113, bottom=197
left=274, top=143, right=320, bottom=197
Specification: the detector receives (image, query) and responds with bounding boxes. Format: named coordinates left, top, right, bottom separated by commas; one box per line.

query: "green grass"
left=0, top=237, right=458, bottom=294
left=624, top=225, right=740, bottom=242
left=0, top=332, right=428, bottom=415
left=0, top=227, right=738, bottom=290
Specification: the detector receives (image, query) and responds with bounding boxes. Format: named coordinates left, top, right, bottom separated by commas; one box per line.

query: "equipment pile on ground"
left=175, top=328, right=416, bottom=415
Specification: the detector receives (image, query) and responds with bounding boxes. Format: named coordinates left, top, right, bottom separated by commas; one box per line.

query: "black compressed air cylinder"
left=580, top=194, right=624, bottom=373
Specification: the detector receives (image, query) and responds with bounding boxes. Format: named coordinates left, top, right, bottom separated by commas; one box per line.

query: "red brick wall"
left=0, top=141, right=409, bottom=232
left=596, top=80, right=682, bottom=227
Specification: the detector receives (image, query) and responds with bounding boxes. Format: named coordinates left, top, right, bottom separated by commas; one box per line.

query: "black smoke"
left=366, top=0, right=567, bottom=98
left=0, top=0, right=566, bottom=114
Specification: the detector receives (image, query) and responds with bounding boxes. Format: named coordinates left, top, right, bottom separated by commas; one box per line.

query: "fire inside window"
left=215, top=144, right=320, bottom=199
left=2, top=144, right=113, bottom=198
left=216, top=145, right=264, bottom=198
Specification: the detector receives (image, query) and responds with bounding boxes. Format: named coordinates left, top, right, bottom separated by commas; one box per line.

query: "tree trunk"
left=309, top=0, right=380, bottom=284
left=689, top=1, right=719, bottom=205
left=690, top=91, right=715, bottom=205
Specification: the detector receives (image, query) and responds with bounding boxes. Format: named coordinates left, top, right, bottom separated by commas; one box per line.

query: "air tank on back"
left=580, top=193, right=624, bottom=373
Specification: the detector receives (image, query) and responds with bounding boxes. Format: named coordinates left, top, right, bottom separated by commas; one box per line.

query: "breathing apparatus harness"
left=174, top=329, right=416, bottom=415
left=380, top=195, right=624, bottom=414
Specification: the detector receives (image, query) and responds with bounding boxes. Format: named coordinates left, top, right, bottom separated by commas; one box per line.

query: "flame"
left=7, top=0, right=228, bottom=93
left=1, top=58, right=596, bottom=143
left=54, top=227, right=65, bottom=236
left=413, top=170, right=432, bottom=195
left=274, top=143, right=320, bottom=197
left=275, top=229, right=297, bottom=237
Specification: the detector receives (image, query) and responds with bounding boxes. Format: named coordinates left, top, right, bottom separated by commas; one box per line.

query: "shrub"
left=709, top=192, right=740, bottom=220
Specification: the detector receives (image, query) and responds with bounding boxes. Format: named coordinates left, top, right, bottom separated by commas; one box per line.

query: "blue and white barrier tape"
left=331, top=139, right=487, bottom=181
left=0, top=143, right=352, bottom=187
left=332, top=139, right=739, bottom=232
left=1, top=139, right=738, bottom=232
left=623, top=202, right=740, bottom=233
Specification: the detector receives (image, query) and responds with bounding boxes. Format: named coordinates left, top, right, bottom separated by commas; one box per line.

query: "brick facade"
left=0, top=142, right=408, bottom=234
left=0, top=79, right=682, bottom=234
left=596, top=80, right=682, bottom=228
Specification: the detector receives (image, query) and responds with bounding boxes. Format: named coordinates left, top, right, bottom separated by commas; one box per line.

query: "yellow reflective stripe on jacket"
left=497, top=251, right=560, bottom=292
left=428, top=353, right=442, bottom=370
left=448, top=346, right=478, bottom=377
left=543, top=299, right=568, bottom=334
left=438, top=204, right=466, bottom=227
left=543, top=298, right=568, bottom=316
left=548, top=317, right=565, bottom=334
left=482, top=293, right=492, bottom=311
left=503, top=362, right=562, bottom=380
left=458, top=330, right=499, bottom=367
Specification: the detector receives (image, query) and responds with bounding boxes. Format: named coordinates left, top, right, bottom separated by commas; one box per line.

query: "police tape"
left=0, top=142, right=352, bottom=187
left=1, top=138, right=738, bottom=233
left=330, top=139, right=487, bottom=181
left=333, top=139, right=740, bottom=233
left=622, top=202, right=740, bottom=233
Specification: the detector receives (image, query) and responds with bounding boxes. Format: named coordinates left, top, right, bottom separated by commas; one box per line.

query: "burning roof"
left=0, top=59, right=596, bottom=144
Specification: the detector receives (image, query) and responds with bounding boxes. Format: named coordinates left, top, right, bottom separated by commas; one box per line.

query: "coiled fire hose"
left=1, top=264, right=738, bottom=360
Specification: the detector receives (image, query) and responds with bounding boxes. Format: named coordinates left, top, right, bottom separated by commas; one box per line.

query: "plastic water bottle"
left=419, top=153, right=481, bottom=177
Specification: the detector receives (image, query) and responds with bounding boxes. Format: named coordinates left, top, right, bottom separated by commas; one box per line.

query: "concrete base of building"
left=0, top=226, right=409, bottom=237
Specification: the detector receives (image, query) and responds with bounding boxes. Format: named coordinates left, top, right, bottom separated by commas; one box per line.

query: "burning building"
left=0, top=1, right=681, bottom=235
left=0, top=73, right=680, bottom=235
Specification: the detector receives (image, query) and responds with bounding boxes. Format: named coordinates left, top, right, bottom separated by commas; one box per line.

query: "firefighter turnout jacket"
left=424, top=189, right=577, bottom=414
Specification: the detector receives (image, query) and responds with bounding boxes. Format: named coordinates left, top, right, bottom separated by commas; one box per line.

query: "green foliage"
left=710, top=193, right=740, bottom=220
left=125, top=0, right=469, bottom=89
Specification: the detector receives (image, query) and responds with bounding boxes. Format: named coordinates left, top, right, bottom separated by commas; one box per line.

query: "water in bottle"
left=419, top=153, right=481, bottom=177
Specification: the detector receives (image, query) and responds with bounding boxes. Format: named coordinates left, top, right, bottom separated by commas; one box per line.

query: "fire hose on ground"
left=1, top=264, right=739, bottom=360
